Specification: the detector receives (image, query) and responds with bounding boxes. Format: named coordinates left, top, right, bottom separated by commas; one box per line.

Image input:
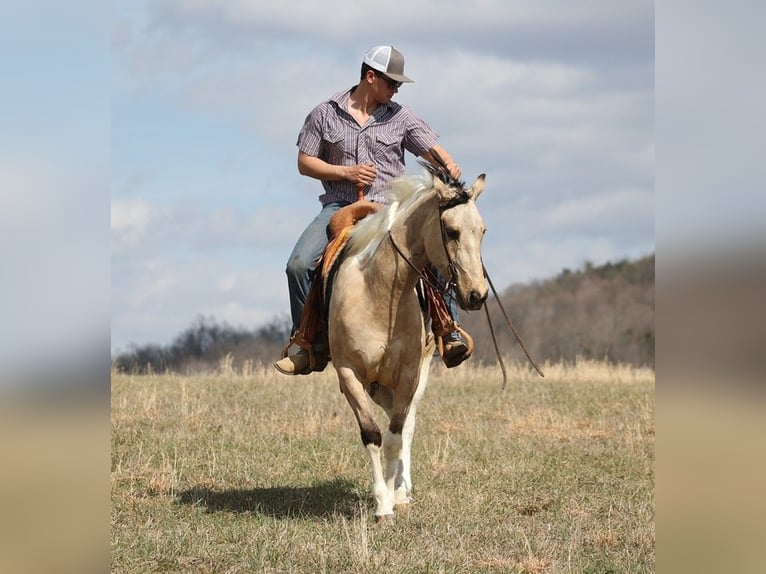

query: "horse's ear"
left=432, top=173, right=452, bottom=200
left=433, top=175, right=467, bottom=207
left=469, top=174, right=486, bottom=201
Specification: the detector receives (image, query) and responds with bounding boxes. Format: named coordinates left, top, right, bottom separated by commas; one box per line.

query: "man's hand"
left=444, top=161, right=462, bottom=181
left=344, top=163, right=377, bottom=187
left=423, top=145, right=462, bottom=182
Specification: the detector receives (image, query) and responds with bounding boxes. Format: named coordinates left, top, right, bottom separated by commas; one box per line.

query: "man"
left=274, top=45, right=469, bottom=375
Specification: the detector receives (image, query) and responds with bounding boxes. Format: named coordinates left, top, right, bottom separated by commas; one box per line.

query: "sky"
left=110, top=0, right=655, bottom=355
left=1, top=2, right=109, bottom=382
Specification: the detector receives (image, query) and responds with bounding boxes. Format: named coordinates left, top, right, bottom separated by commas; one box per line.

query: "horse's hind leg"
left=337, top=367, right=394, bottom=519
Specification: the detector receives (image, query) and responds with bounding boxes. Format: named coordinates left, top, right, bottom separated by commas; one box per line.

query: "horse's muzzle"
left=460, top=288, right=488, bottom=311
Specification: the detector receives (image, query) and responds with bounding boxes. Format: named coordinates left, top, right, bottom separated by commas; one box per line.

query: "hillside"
left=462, top=254, right=654, bottom=368
left=113, top=254, right=654, bottom=373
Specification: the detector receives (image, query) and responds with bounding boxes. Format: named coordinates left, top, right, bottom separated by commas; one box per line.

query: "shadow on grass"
left=176, top=478, right=362, bottom=519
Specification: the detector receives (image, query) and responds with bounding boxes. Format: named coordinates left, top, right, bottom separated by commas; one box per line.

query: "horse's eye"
left=445, top=227, right=460, bottom=241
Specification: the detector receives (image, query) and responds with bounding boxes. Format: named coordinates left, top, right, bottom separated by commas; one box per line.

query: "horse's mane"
left=345, top=171, right=435, bottom=263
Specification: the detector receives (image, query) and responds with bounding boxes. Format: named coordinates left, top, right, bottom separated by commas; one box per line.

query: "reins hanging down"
left=482, top=265, right=545, bottom=389
left=422, top=153, right=545, bottom=387
left=389, top=226, right=543, bottom=387
left=389, top=158, right=545, bottom=387
left=387, top=230, right=474, bottom=367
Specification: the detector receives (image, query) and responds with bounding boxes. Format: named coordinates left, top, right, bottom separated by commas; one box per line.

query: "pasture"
left=111, top=359, right=654, bottom=573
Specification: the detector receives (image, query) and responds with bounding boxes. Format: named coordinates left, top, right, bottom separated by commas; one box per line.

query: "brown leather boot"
left=441, top=332, right=471, bottom=368
left=273, top=349, right=311, bottom=375
left=273, top=347, right=329, bottom=375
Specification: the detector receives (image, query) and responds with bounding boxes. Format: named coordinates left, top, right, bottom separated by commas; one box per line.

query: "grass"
left=111, top=358, right=654, bottom=573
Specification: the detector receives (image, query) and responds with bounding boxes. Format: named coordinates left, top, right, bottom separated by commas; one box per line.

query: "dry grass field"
left=111, top=358, right=654, bottom=573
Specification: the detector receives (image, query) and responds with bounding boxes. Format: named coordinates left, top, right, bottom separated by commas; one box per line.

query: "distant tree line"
left=112, top=315, right=292, bottom=374
left=113, top=254, right=654, bottom=374
left=462, top=253, right=654, bottom=368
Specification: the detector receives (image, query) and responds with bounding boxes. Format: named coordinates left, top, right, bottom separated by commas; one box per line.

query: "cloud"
left=111, top=251, right=289, bottom=352
left=544, top=187, right=653, bottom=238
left=111, top=197, right=158, bottom=251
left=128, top=0, right=651, bottom=62
left=111, top=196, right=306, bottom=257
left=217, top=273, right=238, bottom=292
left=131, top=269, right=177, bottom=307
left=110, top=193, right=301, bottom=351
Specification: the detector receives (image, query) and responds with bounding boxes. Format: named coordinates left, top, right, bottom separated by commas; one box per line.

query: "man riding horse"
left=275, top=45, right=473, bottom=375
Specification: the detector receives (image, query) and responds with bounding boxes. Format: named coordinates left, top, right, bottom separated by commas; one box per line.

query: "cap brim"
left=385, top=72, right=414, bottom=83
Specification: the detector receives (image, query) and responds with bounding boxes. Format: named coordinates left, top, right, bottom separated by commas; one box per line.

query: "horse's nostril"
left=468, top=290, right=485, bottom=307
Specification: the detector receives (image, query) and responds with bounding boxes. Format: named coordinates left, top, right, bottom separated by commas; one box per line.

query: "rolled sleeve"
left=296, top=106, right=327, bottom=157
left=403, top=114, right=439, bottom=157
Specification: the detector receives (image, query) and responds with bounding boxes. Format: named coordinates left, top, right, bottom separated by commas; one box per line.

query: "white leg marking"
left=395, top=355, right=432, bottom=506
left=365, top=443, right=393, bottom=517
left=383, top=430, right=403, bottom=501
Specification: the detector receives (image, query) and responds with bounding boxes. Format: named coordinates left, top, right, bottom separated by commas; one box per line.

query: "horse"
left=325, top=164, right=488, bottom=520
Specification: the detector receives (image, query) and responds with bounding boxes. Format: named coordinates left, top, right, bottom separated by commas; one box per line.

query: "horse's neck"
left=371, top=194, right=437, bottom=292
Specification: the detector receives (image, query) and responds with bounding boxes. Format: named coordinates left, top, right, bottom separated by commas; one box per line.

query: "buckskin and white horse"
left=325, top=164, right=488, bottom=520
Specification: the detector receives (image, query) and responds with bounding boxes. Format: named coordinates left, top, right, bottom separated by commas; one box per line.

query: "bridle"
left=386, top=193, right=466, bottom=297
left=386, top=157, right=472, bottom=295
left=386, top=190, right=474, bottom=367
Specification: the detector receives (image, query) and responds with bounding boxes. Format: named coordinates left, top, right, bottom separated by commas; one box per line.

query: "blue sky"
left=110, top=0, right=656, bottom=355
left=1, top=2, right=109, bottom=379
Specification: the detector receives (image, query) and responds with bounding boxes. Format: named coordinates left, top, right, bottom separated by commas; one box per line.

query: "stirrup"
left=280, top=338, right=328, bottom=373
left=437, top=326, right=474, bottom=368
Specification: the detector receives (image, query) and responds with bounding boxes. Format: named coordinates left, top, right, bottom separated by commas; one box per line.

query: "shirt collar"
left=330, top=86, right=394, bottom=115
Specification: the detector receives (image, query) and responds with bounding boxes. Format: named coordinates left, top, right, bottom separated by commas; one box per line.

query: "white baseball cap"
left=362, top=45, right=414, bottom=83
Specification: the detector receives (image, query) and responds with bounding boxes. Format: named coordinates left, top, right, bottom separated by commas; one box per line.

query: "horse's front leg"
left=337, top=366, right=394, bottom=519
left=383, top=429, right=403, bottom=504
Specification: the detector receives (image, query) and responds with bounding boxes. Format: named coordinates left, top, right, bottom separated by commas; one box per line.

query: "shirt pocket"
left=320, top=128, right=348, bottom=159
left=374, top=132, right=403, bottom=158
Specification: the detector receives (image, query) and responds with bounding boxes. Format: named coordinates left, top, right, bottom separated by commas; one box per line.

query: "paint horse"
left=326, top=164, right=488, bottom=520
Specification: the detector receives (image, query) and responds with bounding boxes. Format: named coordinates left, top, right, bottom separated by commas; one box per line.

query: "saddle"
left=280, top=199, right=381, bottom=371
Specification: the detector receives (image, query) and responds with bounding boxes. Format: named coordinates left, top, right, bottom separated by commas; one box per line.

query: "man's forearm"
left=298, top=152, right=346, bottom=181
left=423, top=145, right=462, bottom=180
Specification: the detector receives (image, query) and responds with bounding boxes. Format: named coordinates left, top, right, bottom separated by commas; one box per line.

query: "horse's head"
left=426, top=169, right=489, bottom=311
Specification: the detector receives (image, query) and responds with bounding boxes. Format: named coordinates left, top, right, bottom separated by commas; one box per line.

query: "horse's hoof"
left=375, top=513, right=395, bottom=523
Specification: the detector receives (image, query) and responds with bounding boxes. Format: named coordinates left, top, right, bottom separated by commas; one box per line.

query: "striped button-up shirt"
left=297, top=87, right=439, bottom=205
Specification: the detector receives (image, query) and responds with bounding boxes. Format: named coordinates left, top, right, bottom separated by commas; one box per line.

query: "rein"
left=387, top=230, right=445, bottom=293
left=387, top=212, right=544, bottom=388
left=482, top=265, right=545, bottom=386
left=387, top=228, right=473, bottom=365
left=385, top=186, right=465, bottom=297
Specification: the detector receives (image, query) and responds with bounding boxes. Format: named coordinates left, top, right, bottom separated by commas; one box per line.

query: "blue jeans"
left=284, top=201, right=460, bottom=338
left=285, top=202, right=348, bottom=334
left=440, top=280, right=461, bottom=341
